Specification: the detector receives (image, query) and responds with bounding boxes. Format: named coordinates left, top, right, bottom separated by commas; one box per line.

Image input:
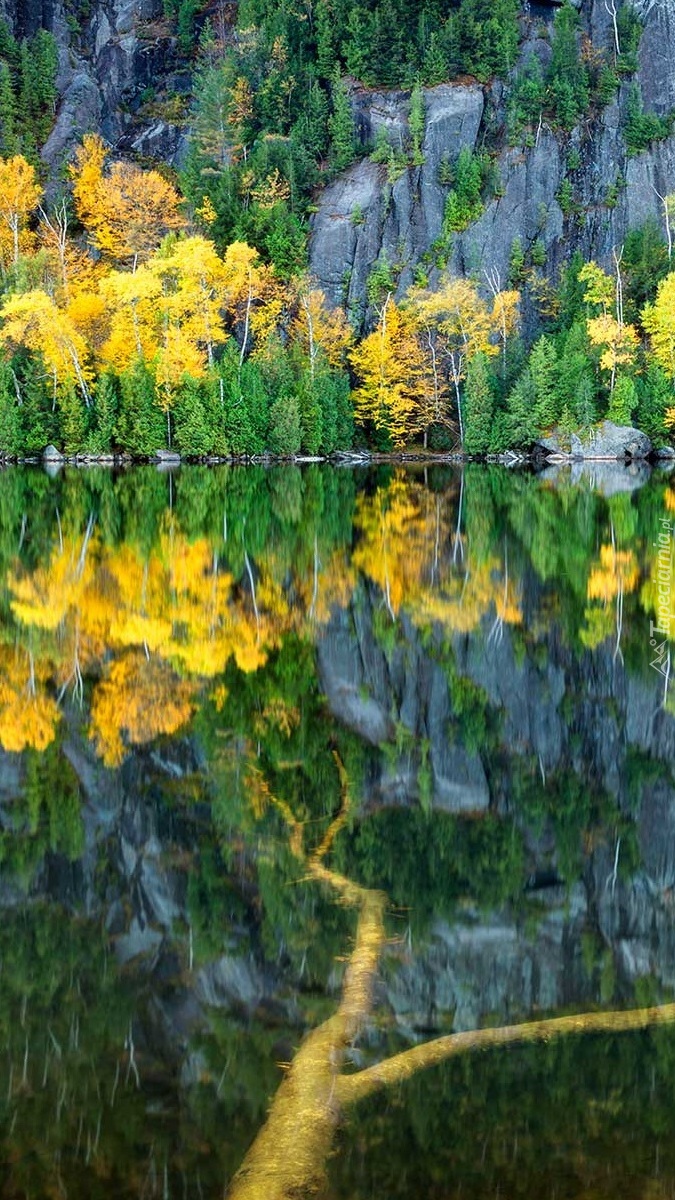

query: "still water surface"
left=1, top=462, right=675, bottom=1197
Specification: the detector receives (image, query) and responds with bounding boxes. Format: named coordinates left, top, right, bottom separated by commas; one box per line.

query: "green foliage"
left=336, top=806, right=524, bottom=931
left=508, top=236, right=526, bottom=285
left=502, top=369, right=539, bottom=449
left=0, top=742, right=84, bottom=882
left=547, top=3, right=590, bottom=129
left=117, top=359, right=166, bottom=456
left=57, top=385, right=87, bottom=456
left=622, top=218, right=670, bottom=319
left=596, top=64, right=619, bottom=104
left=367, top=253, right=396, bottom=307
left=269, top=395, right=302, bottom=455
left=555, top=320, right=597, bottom=424
left=635, top=360, right=673, bottom=446
left=529, top=335, right=560, bottom=430
left=87, top=370, right=119, bottom=455
left=0, top=359, right=22, bottom=455
left=174, top=375, right=222, bottom=457
left=607, top=374, right=637, bottom=424
left=328, top=71, right=357, bottom=172
left=624, top=82, right=673, bottom=154
left=0, top=22, right=58, bottom=158
left=464, top=351, right=495, bottom=454
left=443, top=145, right=485, bottom=234
left=615, top=2, right=643, bottom=74
left=506, top=54, right=546, bottom=143
left=14, top=354, right=56, bottom=454
left=557, top=177, right=577, bottom=217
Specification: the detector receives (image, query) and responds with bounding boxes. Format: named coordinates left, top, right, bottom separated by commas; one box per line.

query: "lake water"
left=1, top=461, right=675, bottom=1198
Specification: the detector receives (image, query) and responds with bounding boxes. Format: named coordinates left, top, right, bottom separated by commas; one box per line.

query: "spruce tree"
left=88, top=371, right=119, bottom=454
left=0, top=361, right=22, bottom=456
left=464, top=352, right=494, bottom=454
left=328, top=71, right=357, bottom=173
left=505, top=370, right=538, bottom=448
left=118, top=359, right=165, bottom=456
left=58, top=385, right=87, bottom=456
left=529, top=336, right=559, bottom=430
left=0, top=62, right=18, bottom=156
left=174, top=377, right=213, bottom=457
left=635, top=361, right=673, bottom=446
left=269, top=396, right=302, bottom=455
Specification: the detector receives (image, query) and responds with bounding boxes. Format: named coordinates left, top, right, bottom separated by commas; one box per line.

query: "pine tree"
left=328, top=71, right=357, bottom=172
left=58, top=385, right=87, bottom=455
left=88, top=371, right=119, bottom=454
left=174, top=376, right=213, bottom=457
left=0, top=62, right=18, bottom=157
left=118, top=359, right=165, bottom=456
left=269, top=396, right=302, bottom=455
left=529, top=335, right=559, bottom=429
left=464, top=352, right=494, bottom=454
left=0, top=360, right=21, bottom=455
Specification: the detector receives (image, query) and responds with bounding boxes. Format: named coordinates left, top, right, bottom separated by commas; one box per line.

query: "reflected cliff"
left=1, top=462, right=675, bottom=1197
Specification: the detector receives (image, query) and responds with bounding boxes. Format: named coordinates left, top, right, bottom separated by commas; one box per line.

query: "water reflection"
left=0, top=463, right=675, bottom=1196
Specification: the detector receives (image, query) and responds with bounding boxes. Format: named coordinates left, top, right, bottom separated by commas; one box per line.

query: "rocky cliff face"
left=4, top=0, right=675, bottom=321
left=0, top=0, right=187, bottom=170
left=316, top=571, right=675, bottom=1029
left=2, top=557, right=673, bottom=1051
left=309, top=0, right=675, bottom=321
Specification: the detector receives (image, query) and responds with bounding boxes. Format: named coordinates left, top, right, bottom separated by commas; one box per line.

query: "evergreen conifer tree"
left=269, top=396, right=302, bottom=455
left=635, top=361, right=673, bottom=446
left=174, top=376, right=214, bottom=457
left=328, top=71, right=357, bottom=172
left=505, top=370, right=538, bottom=448
left=118, top=359, right=165, bottom=456
left=0, top=62, right=18, bottom=156
left=19, top=357, right=55, bottom=453
left=529, top=336, right=559, bottom=429
left=0, top=361, right=22, bottom=456
left=464, top=352, right=494, bottom=454
left=58, top=385, right=87, bottom=456
left=88, top=371, right=119, bottom=455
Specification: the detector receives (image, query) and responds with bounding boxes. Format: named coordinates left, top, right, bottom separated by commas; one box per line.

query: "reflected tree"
left=226, top=755, right=675, bottom=1200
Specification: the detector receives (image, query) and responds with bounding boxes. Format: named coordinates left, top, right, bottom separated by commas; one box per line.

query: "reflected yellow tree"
left=581, top=542, right=639, bottom=658
left=226, top=756, right=675, bottom=1200
left=353, top=477, right=521, bottom=636
left=0, top=645, right=60, bottom=753
left=4, top=509, right=358, bottom=765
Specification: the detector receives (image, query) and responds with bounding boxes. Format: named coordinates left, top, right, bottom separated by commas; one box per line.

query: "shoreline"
left=0, top=448, right=672, bottom=471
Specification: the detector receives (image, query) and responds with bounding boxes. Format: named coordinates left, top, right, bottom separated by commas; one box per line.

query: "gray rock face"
left=310, top=84, right=484, bottom=312
left=637, top=0, right=675, bottom=113
left=0, top=0, right=184, bottom=171
left=317, top=593, right=490, bottom=812
left=385, top=890, right=588, bottom=1033
left=309, top=0, right=675, bottom=323
left=536, top=422, right=653, bottom=461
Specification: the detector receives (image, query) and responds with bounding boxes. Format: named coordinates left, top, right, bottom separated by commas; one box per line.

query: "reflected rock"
left=538, top=459, right=651, bottom=495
